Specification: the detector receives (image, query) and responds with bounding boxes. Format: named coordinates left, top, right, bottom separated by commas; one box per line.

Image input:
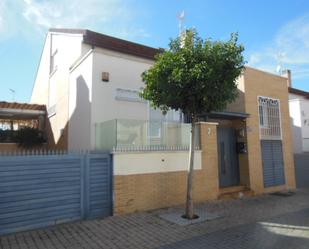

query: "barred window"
left=258, top=96, right=281, bottom=140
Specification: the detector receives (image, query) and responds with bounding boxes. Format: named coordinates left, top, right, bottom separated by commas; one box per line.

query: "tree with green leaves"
left=141, top=29, right=245, bottom=219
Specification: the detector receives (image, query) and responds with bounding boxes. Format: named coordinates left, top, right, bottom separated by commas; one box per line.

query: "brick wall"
left=0, top=143, right=20, bottom=151
left=243, top=67, right=296, bottom=193
left=114, top=122, right=219, bottom=215
left=113, top=67, right=296, bottom=215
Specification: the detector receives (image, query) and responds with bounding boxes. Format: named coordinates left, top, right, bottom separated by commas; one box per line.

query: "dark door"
left=217, top=127, right=240, bottom=187
left=261, top=140, right=285, bottom=187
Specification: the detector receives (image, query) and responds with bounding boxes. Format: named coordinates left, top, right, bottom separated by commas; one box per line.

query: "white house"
left=289, top=86, right=309, bottom=154
left=31, top=28, right=182, bottom=150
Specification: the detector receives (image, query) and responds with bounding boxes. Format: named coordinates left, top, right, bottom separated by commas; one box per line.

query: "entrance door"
left=217, top=127, right=240, bottom=187
left=261, top=140, right=285, bottom=187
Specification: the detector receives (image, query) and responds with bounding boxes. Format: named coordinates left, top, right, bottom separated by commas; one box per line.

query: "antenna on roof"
left=178, top=10, right=185, bottom=36
left=9, top=89, right=15, bottom=102
left=276, top=65, right=282, bottom=75
left=276, top=52, right=285, bottom=75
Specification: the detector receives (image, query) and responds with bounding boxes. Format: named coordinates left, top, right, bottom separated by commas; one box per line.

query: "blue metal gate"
left=261, top=140, right=285, bottom=187
left=0, top=152, right=112, bottom=235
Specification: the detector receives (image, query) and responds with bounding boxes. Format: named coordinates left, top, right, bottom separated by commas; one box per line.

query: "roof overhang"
left=49, top=28, right=161, bottom=60
left=201, top=111, right=249, bottom=120
left=289, top=87, right=309, bottom=99
left=0, top=102, right=46, bottom=120
left=0, top=108, right=45, bottom=120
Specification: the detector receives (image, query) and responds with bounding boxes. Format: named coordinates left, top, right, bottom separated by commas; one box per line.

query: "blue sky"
left=0, top=0, right=308, bottom=102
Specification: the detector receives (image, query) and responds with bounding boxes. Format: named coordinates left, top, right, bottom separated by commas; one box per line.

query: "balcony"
left=95, top=119, right=200, bottom=152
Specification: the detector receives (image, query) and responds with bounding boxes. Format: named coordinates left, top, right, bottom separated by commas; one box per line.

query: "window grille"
left=258, top=96, right=281, bottom=140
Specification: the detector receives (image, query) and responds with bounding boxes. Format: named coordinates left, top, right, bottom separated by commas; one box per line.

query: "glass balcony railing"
left=95, top=119, right=200, bottom=152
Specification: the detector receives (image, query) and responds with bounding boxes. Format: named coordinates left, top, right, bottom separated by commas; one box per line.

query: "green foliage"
left=141, top=29, right=245, bottom=117
left=15, top=127, right=46, bottom=148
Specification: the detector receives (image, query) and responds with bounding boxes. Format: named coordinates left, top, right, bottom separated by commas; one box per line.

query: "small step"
left=219, top=186, right=255, bottom=200
left=219, top=186, right=246, bottom=195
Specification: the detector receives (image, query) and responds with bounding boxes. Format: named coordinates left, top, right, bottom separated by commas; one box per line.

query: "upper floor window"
left=50, top=49, right=58, bottom=75
left=258, top=96, right=281, bottom=140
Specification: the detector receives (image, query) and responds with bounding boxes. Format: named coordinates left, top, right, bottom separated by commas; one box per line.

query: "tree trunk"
left=185, top=116, right=196, bottom=219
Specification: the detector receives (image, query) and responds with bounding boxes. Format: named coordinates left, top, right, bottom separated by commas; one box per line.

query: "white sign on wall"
left=115, top=88, right=147, bottom=103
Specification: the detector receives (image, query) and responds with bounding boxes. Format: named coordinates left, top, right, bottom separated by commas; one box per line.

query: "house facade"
left=113, top=67, right=296, bottom=214
left=289, top=87, right=309, bottom=154
left=31, top=29, right=296, bottom=214
left=31, top=28, right=181, bottom=150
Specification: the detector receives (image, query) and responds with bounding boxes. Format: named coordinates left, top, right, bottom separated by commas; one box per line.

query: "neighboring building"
left=289, top=87, right=309, bottom=154
left=0, top=102, right=46, bottom=151
left=31, top=29, right=295, bottom=214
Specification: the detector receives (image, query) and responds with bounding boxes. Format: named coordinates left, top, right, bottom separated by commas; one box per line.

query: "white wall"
left=30, top=35, right=50, bottom=105
left=31, top=31, right=85, bottom=148
left=113, top=150, right=202, bottom=175
left=90, top=48, right=153, bottom=149
left=89, top=48, right=183, bottom=149
left=289, top=99, right=302, bottom=153
left=91, top=47, right=152, bottom=121
left=300, top=100, right=309, bottom=152
left=289, top=93, right=309, bottom=153
left=289, top=93, right=306, bottom=101
left=31, top=32, right=84, bottom=106
left=68, top=50, right=94, bottom=150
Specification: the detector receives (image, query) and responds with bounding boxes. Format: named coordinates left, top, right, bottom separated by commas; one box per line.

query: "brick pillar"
left=193, top=122, right=220, bottom=201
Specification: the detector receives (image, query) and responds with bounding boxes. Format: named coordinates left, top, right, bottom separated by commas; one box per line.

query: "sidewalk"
left=1, top=189, right=309, bottom=249
left=161, top=208, right=309, bottom=249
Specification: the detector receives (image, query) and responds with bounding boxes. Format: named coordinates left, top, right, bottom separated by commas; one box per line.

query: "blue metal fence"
left=0, top=152, right=112, bottom=235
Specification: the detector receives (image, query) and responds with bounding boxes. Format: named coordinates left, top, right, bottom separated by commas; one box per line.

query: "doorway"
left=217, top=127, right=240, bottom=187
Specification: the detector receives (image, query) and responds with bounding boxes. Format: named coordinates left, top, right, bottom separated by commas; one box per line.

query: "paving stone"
left=159, top=208, right=221, bottom=226
left=160, top=208, right=309, bottom=249
left=0, top=189, right=309, bottom=249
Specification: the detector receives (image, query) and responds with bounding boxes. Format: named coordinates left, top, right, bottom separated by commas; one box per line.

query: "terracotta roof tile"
left=0, top=102, right=46, bottom=111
